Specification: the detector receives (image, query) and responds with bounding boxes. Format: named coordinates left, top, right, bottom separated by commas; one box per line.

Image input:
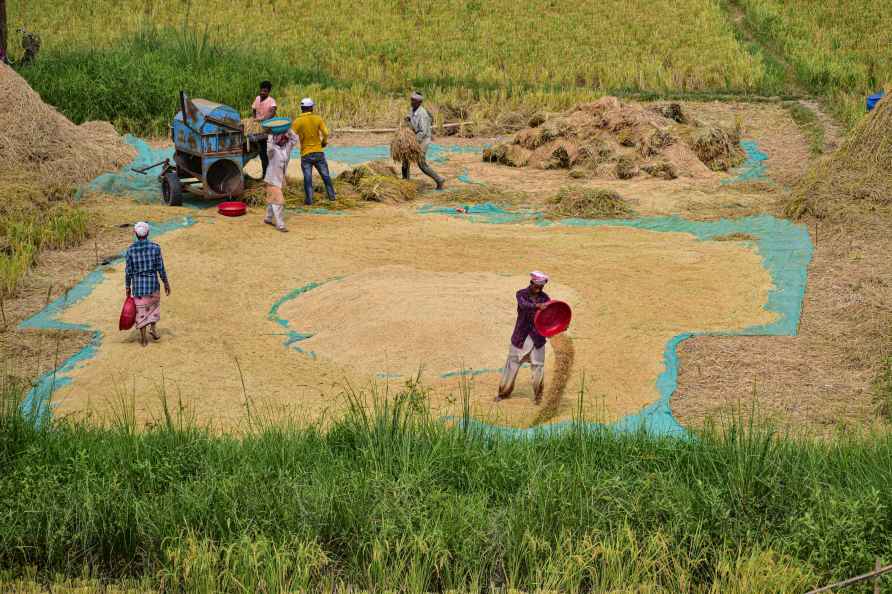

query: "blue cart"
left=140, top=92, right=258, bottom=206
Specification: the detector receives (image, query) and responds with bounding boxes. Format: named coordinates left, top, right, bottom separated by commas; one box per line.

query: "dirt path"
left=798, top=99, right=845, bottom=153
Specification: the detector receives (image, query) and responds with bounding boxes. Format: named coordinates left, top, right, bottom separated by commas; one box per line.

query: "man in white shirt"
left=403, top=92, right=445, bottom=190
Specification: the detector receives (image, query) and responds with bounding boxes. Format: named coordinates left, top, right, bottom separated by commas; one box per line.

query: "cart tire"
left=161, top=172, right=183, bottom=206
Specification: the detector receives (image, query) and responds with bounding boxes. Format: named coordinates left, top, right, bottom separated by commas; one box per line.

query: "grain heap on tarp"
left=390, top=126, right=424, bottom=164
left=0, top=64, right=136, bottom=192
left=482, top=96, right=743, bottom=180
left=788, top=92, right=892, bottom=218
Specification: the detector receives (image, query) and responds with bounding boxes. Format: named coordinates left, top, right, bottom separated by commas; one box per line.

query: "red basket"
left=218, top=201, right=247, bottom=217
left=119, top=296, right=136, bottom=331
left=534, top=300, right=572, bottom=337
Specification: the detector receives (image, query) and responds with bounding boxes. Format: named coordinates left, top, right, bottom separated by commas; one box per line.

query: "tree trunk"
left=0, top=0, right=7, bottom=62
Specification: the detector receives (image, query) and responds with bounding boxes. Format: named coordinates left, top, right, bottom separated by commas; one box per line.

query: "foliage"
left=1, top=378, right=891, bottom=592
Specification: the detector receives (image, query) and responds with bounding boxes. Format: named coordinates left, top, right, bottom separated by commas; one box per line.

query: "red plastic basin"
left=218, top=201, right=247, bottom=217
left=534, top=300, right=572, bottom=337
left=119, top=296, right=136, bottom=331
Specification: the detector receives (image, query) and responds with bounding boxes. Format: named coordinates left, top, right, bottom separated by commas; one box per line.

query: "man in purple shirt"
left=496, top=271, right=550, bottom=403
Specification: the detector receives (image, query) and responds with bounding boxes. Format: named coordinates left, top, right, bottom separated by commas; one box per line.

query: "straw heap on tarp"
left=0, top=64, right=135, bottom=189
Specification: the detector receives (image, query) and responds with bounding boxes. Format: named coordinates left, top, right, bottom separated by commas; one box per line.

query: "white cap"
left=134, top=221, right=150, bottom=238
left=300, top=97, right=315, bottom=108
left=411, top=91, right=424, bottom=101
left=530, top=271, right=549, bottom=285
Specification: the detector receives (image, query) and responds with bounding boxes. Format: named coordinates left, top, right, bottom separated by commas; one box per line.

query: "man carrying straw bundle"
left=263, top=125, right=299, bottom=232
left=125, top=222, right=171, bottom=348
left=251, top=81, right=277, bottom=179
left=496, top=271, right=550, bottom=403
left=293, top=97, right=336, bottom=206
left=400, top=92, right=445, bottom=190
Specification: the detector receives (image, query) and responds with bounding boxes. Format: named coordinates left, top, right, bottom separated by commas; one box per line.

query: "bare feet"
left=149, top=329, right=161, bottom=341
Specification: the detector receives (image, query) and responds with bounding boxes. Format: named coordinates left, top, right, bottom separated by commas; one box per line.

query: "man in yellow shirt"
left=292, top=97, right=336, bottom=205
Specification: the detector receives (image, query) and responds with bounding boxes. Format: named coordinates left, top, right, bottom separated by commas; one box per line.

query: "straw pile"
left=390, top=126, right=424, bottom=164
left=483, top=96, right=742, bottom=180
left=787, top=92, right=892, bottom=218
left=0, top=64, right=135, bottom=191
left=242, top=117, right=264, bottom=136
left=337, top=161, right=418, bottom=203
left=548, top=187, right=635, bottom=219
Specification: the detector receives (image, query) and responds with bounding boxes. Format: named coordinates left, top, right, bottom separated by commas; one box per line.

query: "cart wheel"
left=161, top=171, right=183, bottom=206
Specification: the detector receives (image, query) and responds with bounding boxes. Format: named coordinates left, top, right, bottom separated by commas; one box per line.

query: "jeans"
left=301, top=152, right=336, bottom=205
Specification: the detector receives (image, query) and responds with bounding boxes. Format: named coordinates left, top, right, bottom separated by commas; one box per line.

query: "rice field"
left=8, top=0, right=778, bottom=134
left=733, top=0, right=892, bottom=126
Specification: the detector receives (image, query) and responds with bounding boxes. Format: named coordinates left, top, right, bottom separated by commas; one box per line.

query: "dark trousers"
left=301, top=152, right=336, bottom=205
left=256, top=138, right=269, bottom=178
left=402, top=158, right=444, bottom=184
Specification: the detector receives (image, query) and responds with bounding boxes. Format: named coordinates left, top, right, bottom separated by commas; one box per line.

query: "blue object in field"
left=171, top=93, right=248, bottom=199
left=867, top=91, right=885, bottom=112
left=261, top=117, right=292, bottom=134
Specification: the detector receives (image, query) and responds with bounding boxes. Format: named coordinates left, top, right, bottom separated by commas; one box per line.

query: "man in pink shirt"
left=251, top=81, right=278, bottom=178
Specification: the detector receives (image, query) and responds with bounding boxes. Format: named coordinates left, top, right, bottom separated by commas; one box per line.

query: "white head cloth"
left=300, top=97, right=315, bottom=108
left=530, top=271, right=549, bottom=285
left=134, top=221, right=150, bottom=238
left=411, top=91, right=423, bottom=101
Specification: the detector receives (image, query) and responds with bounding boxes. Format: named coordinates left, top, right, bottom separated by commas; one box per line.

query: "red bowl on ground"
left=218, top=201, right=247, bottom=217
left=534, top=300, right=572, bottom=337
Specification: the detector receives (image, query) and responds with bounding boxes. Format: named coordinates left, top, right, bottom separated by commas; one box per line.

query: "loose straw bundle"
left=390, top=125, right=423, bottom=164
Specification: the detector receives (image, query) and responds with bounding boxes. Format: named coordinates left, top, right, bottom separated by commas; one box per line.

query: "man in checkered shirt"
left=125, top=222, right=171, bottom=347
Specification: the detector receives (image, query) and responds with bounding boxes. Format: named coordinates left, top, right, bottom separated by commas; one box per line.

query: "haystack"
left=336, top=161, right=399, bottom=186
left=788, top=93, right=892, bottom=218
left=336, top=162, right=417, bottom=203
left=356, top=175, right=417, bottom=203
left=390, top=126, right=423, bottom=164
left=686, top=126, right=744, bottom=171
left=481, top=96, right=739, bottom=181
left=548, top=187, right=634, bottom=219
left=0, top=64, right=135, bottom=190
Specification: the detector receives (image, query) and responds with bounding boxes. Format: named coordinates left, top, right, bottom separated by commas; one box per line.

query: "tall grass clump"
left=0, top=376, right=891, bottom=592
left=0, top=201, right=90, bottom=297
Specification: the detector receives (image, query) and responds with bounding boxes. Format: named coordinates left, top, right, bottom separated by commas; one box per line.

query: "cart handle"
left=133, top=159, right=170, bottom=175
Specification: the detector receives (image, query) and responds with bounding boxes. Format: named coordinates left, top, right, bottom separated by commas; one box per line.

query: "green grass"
left=1, top=377, right=891, bottom=592
left=0, top=203, right=90, bottom=297
left=785, top=101, right=825, bottom=155
left=732, top=0, right=892, bottom=127
left=875, top=356, right=892, bottom=421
